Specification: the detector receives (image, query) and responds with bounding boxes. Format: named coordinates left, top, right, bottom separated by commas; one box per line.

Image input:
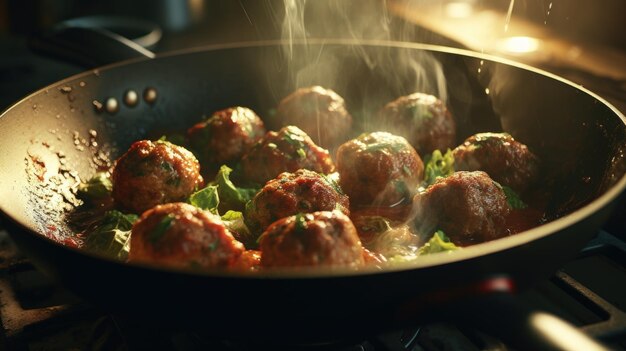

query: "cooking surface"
left=0, top=1, right=625, bottom=349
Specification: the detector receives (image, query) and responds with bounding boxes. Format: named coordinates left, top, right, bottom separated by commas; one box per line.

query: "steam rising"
left=278, top=0, right=451, bottom=258
left=279, top=0, right=448, bottom=110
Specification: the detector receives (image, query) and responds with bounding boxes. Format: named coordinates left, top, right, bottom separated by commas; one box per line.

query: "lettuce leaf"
left=84, top=210, right=138, bottom=260
left=422, top=149, right=455, bottom=187
left=77, top=172, right=112, bottom=200
left=221, top=210, right=254, bottom=245
left=189, top=185, right=220, bottom=214
left=501, top=185, right=527, bottom=209
left=215, top=165, right=259, bottom=211
left=418, top=230, right=459, bottom=255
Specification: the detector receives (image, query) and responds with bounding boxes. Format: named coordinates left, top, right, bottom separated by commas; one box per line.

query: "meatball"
left=413, top=171, right=510, bottom=246
left=452, top=132, right=539, bottom=192
left=233, top=250, right=262, bottom=272
left=240, top=126, right=335, bottom=184
left=245, top=169, right=350, bottom=236
left=259, top=211, right=364, bottom=268
left=112, top=140, right=204, bottom=213
left=275, top=86, right=352, bottom=148
left=377, top=93, right=456, bottom=155
left=336, top=132, right=424, bottom=207
left=129, top=202, right=244, bottom=269
left=187, top=106, right=265, bottom=168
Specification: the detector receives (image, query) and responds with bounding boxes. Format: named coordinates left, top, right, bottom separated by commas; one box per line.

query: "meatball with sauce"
left=413, top=171, right=510, bottom=246
left=245, top=169, right=349, bottom=236
left=377, top=92, right=456, bottom=155
left=275, top=86, right=352, bottom=148
left=187, top=106, right=265, bottom=168
left=240, top=126, right=335, bottom=184
left=259, top=211, right=364, bottom=268
left=112, top=140, right=204, bottom=214
left=233, top=250, right=262, bottom=272
left=336, top=132, right=424, bottom=207
left=452, top=132, right=539, bottom=192
left=129, top=202, right=244, bottom=269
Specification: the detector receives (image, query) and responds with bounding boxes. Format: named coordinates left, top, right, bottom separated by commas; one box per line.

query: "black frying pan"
left=1, top=27, right=625, bottom=349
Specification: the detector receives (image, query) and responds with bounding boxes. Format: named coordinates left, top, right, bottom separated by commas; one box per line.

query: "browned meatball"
left=187, top=106, right=265, bottom=168
left=112, top=140, right=203, bottom=213
left=245, top=169, right=349, bottom=236
left=336, top=132, right=424, bottom=207
left=129, top=202, right=244, bottom=269
left=233, top=250, right=262, bottom=272
left=240, top=126, right=335, bottom=184
left=413, top=171, right=510, bottom=246
left=377, top=93, right=456, bottom=155
left=452, top=132, right=539, bottom=192
left=275, top=86, right=352, bottom=148
left=259, top=211, right=364, bottom=268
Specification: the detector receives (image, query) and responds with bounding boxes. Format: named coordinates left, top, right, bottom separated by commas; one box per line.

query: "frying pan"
left=1, top=26, right=625, bottom=349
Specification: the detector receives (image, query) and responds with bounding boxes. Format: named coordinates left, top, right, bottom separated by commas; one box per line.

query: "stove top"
left=0, top=226, right=624, bottom=350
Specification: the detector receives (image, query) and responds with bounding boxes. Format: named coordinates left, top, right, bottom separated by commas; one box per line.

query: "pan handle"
left=28, top=20, right=156, bottom=68
left=456, top=285, right=609, bottom=350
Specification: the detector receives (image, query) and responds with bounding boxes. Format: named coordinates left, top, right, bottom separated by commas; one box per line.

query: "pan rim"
left=1, top=38, right=625, bottom=279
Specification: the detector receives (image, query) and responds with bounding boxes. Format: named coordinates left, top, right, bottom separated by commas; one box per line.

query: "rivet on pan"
left=93, top=100, right=104, bottom=113
left=79, top=81, right=86, bottom=87
left=124, top=90, right=139, bottom=107
left=59, top=86, right=72, bottom=93
left=143, top=87, right=158, bottom=104
left=105, top=98, right=119, bottom=114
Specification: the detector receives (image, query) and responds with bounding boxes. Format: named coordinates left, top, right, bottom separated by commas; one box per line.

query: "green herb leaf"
left=294, top=213, right=308, bottom=232
left=282, top=126, right=306, bottom=149
left=189, top=185, right=220, bottom=214
left=422, top=149, right=455, bottom=187
left=501, top=185, right=527, bottom=209
left=221, top=210, right=254, bottom=245
left=84, top=210, right=138, bottom=260
left=296, top=148, right=306, bottom=160
left=364, top=141, right=405, bottom=153
left=215, top=165, right=259, bottom=211
left=418, top=230, right=459, bottom=255
left=77, top=172, right=112, bottom=200
left=320, top=173, right=344, bottom=195
left=150, top=214, right=174, bottom=243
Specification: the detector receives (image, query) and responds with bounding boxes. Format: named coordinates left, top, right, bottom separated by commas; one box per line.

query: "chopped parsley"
left=296, top=148, right=307, bottom=160
left=294, top=213, right=308, bottom=232
left=207, top=240, right=220, bottom=251
left=364, top=141, right=405, bottom=153
left=161, top=161, right=174, bottom=172
left=320, top=173, right=344, bottom=195
left=149, top=214, right=174, bottom=243
left=407, top=104, right=433, bottom=120
left=282, top=126, right=307, bottom=149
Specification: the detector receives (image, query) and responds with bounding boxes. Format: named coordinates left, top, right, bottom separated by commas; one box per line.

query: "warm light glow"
left=530, top=312, right=608, bottom=351
left=497, top=36, right=541, bottom=54
left=445, top=2, right=474, bottom=18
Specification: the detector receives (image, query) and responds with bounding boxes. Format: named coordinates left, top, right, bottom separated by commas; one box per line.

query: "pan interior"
left=0, top=41, right=625, bottom=276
